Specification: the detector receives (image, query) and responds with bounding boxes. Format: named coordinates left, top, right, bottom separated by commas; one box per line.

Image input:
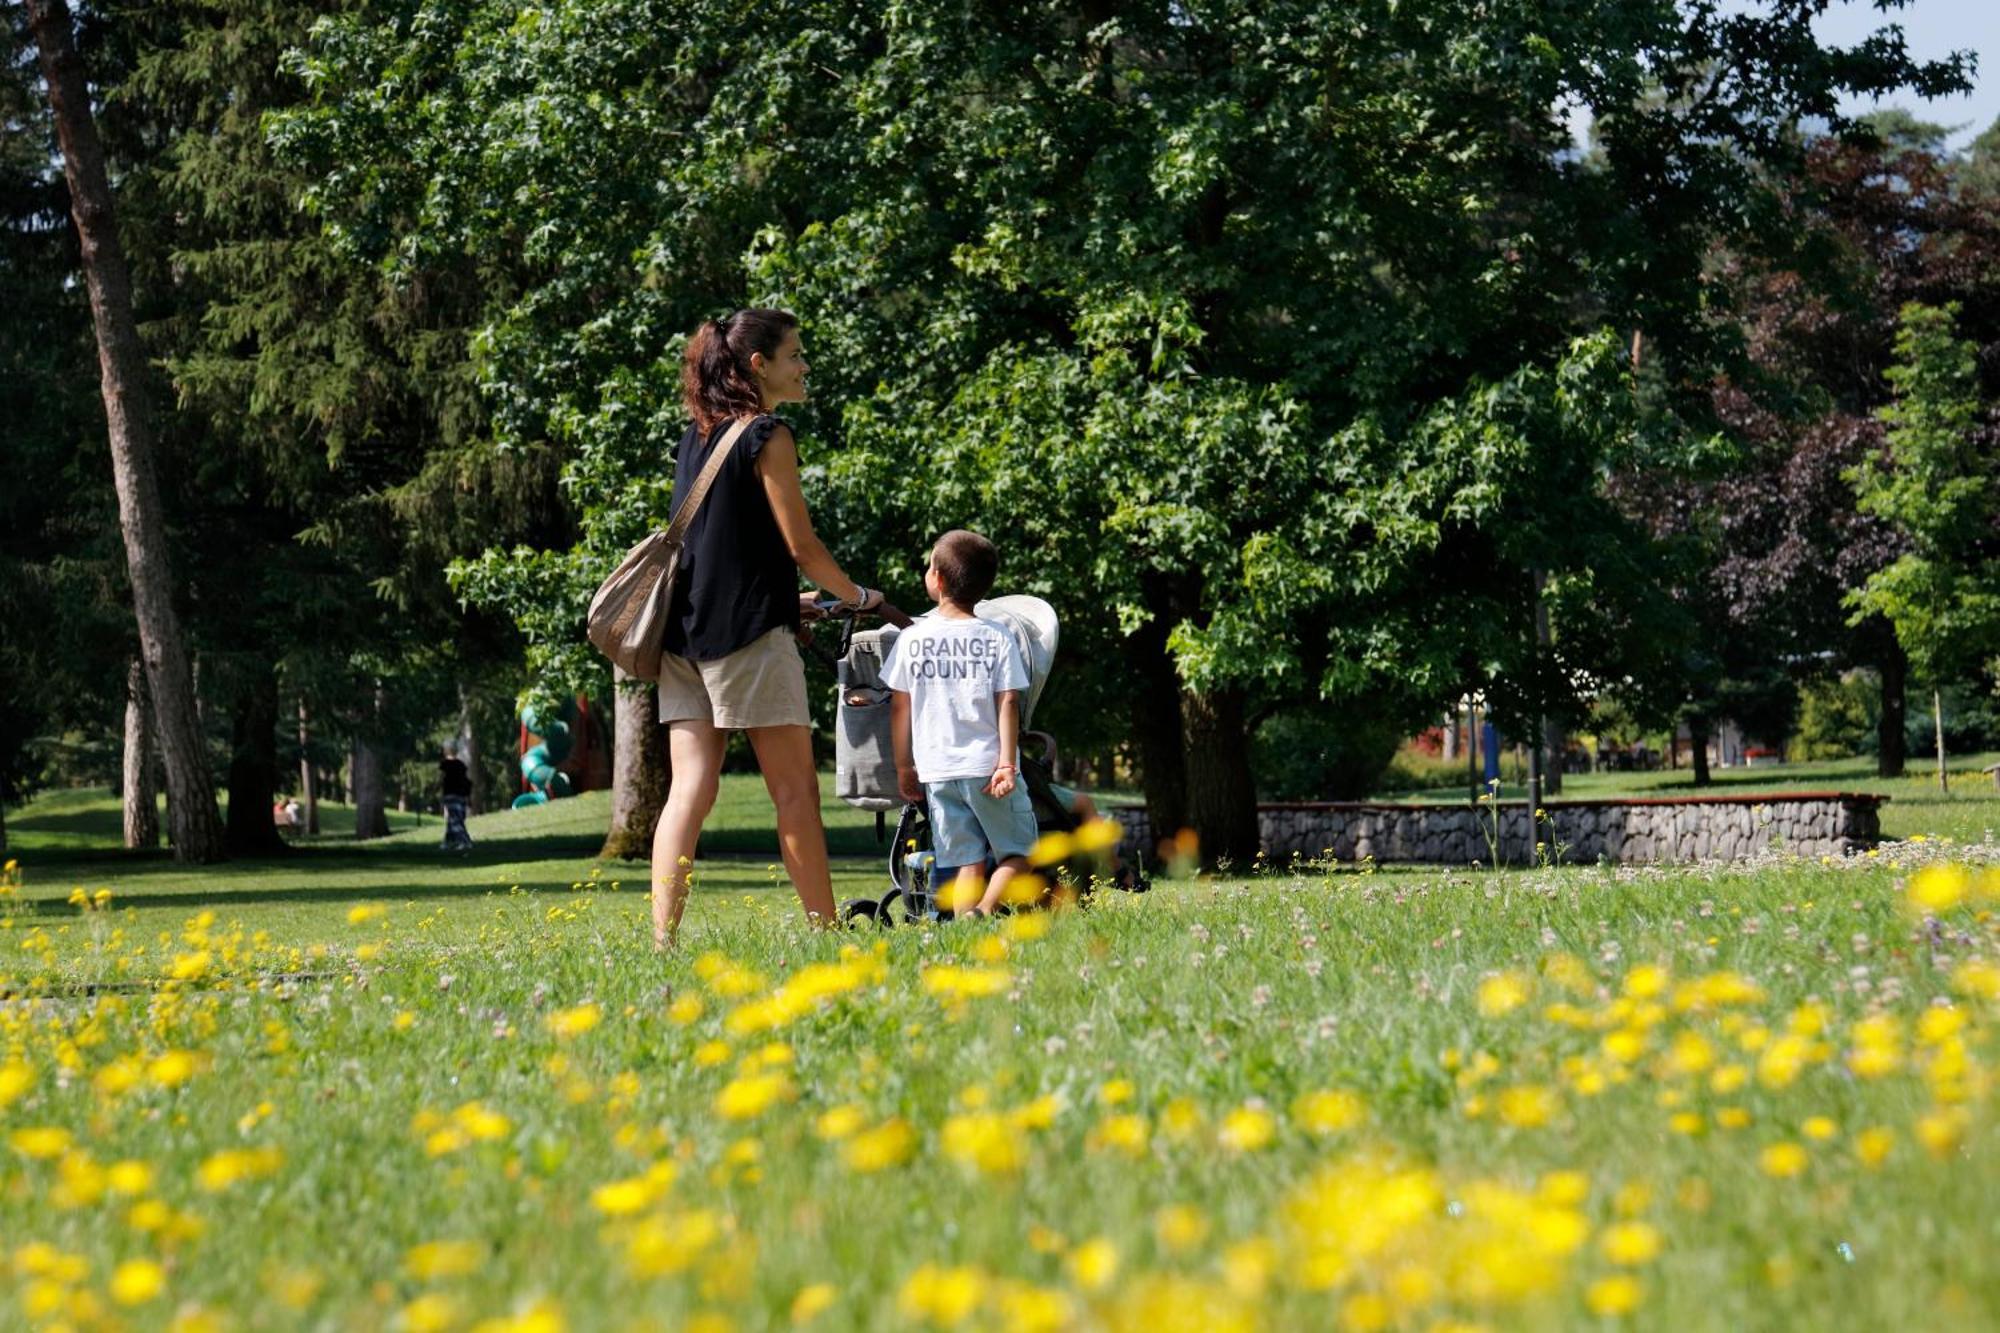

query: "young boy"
left=884, top=529, right=1034, bottom=918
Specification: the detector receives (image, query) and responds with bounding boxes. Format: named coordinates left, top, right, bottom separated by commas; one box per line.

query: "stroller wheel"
left=840, top=898, right=886, bottom=928
left=1114, top=867, right=1152, bottom=894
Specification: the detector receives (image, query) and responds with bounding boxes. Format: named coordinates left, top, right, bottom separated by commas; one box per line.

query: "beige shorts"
left=657, top=626, right=811, bottom=730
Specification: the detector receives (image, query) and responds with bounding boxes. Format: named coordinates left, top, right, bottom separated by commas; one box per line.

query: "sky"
left=1815, top=0, right=2000, bottom=149
left=1565, top=1, right=1998, bottom=151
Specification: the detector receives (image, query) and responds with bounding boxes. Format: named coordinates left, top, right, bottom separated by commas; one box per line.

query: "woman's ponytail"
left=682, top=308, right=798, bottom=432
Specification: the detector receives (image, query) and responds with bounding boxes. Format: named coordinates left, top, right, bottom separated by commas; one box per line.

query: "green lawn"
left=3, top=779, right=899, bottom=947
left=2, top=775, right=1997, bottom=1330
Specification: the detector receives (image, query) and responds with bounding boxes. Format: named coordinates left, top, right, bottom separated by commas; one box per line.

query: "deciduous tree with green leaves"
left=1849, top=301, right=2000, bottom=790
left=281, top=0, right=1963, bottom=860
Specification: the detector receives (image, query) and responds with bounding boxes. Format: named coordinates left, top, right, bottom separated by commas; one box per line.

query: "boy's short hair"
left=931, top=529, right=998, bottom=604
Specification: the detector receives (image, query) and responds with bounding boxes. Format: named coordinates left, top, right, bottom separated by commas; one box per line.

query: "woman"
left=651, top=307, right=884, bottom=947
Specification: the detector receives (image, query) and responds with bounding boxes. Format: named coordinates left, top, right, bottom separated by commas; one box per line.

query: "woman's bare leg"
left=651, top=720, right=727, bottom=948
left=746, top=723, right=838, bottom=926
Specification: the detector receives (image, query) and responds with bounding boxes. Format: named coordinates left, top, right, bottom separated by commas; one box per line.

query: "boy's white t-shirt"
left=882, top=614, right=1031, bottom=783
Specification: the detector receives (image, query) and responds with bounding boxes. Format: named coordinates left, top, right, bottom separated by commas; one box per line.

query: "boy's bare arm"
left=987, top=691, right=1021, bottom=797
left=890, top=691, right=922, bottom=804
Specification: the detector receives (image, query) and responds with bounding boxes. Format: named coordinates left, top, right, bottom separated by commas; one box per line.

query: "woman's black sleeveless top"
left=662, top=414, right=800, bottom=661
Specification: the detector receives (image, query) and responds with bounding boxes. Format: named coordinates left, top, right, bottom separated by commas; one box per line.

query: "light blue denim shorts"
left=925, top=777, right=1037, bottom=869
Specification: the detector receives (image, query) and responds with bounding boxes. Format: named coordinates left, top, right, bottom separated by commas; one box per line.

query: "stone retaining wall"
left=1105, top=793, right=1885, bottom=866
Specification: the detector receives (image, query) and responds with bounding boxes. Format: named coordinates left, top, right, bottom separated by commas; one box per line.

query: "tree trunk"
left=123, top=657, right=159, bottom=849
left=1933, top=687, right=1948, bottom=794
left=226, top=666, right=285, bottom=855
left=1127, top=577, right=1190, bottom=849
left=1877, top=640, right=1908, bottom=778
left=297, top=698, right=320, bottom=834
left=28, top=0, right=225, bottom=863
left=1181, top=686, right=1260, bottom=868
left=0, top=801, right=7, bottom=858
left=351, top=684, right=390, bottom=840
left=458, top=683, right=485, bottom=815
left=1542, top=718, right=1564, bottom=796
left=1689, top=714, right=1712, bottom=787
left=602, top=668, right=670, bottom=859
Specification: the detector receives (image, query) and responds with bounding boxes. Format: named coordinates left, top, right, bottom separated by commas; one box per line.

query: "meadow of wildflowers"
left=2, top=827, right=1998, bottom=1331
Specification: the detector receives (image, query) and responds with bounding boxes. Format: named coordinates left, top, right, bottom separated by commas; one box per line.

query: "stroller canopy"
left=970, top=595, right=1059, bottom=731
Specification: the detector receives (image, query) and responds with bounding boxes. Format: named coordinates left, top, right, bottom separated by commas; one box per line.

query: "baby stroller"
left=819, top=595, right=1142, bottom=925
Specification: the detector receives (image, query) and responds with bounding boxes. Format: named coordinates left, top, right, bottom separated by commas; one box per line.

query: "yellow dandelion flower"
left=1585, top=1274, right=1643, bottom=1316
left=1496, top=1084, right=1559, bottom=1129
left=1086, top=1113, right=1150, bottom=1158
left=9, top=1126, right=72, bottom=1160
left=546, top=1003, right=602, bottom=1037
left=1916, top=1007, right=1966, bottom=1045
left=1160, top=1096, right=1203, bottom=1141
left=106, top=1160, right=154, bottom=1195
left=1758, top=1142, right=1808, bottom=1179
left=1801, top=1116, right=1838, bottom=1142
left=1067, top=1237, right=1119, bottom=1293
left=941, top=1111, right=1023, bottom=1174
left=346, top=904, right=386, bottom=925
left=1907, top=864, right=1969, bottom=915
left=669, top=994, right=705, bottom=1025
left=1599, top=1221, right=1663, bottom=1266
left=1003, top=912, right=1049, bottom=941
left=109, top=1258, right=165, bottom=1306
left=1221, top=1237, right=1277, bottom=1299
left=714, top=1072, right=794, bottom=1121
left=405, top=1240, right=484, bottom=1282
left=1098, top=1078, right=1135, bottom=1106
left=1477, top=971, right=1531, bottom=1017
left=1153, top=1203, right=1210, bottom=1253
left=694, top=1040, right=733, bottom=1067
left=1028, top=830, right=1076, bottom=865
left=1622, top=964, right=1668, bottom=999
left=1854, top=1125, right=1896, bottom=1168
left=1217, top=1104, right=1276, bottom=1153
left=1668, top=1111, right=1705, bottom=1136
left=0, top=1063, right=33, bottom=1108
left=1292, top=1088, right=1366, bottom=1135
left=790, top=1283, right=837, bottom=1324
left=898, top=1263, right=986, bottom=1325
left=1007, top=1094, right=1062, bottom=1132
left=1537, top=1170, right=1591, bottom=1206
left=1916, top=1106, right=1969, bottom=1159
left=195, top=1145, right=283, bottom=1191
left=815, top=1105, right=868, bottom=1140
left=591, top=1174, right=665, bottom=1217
left=626, top=1210, right=721, bottom=1278
left=148, top=1049, right=200, bottom=1088
left=843, top=1118, right=918, bottom=1172
left=1952, top=959, right=2000, bottom=1001
left=401, top=1293, right=461, bottom=1333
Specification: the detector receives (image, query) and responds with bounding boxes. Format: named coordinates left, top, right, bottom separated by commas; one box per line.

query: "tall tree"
left=1850, top=302, right=2000, bottom=791
left=1687, top=130, right=2000, bottom=776
left=283, top=0, right=1964, bottom=860
left=25, top=0, right=224, bottom=862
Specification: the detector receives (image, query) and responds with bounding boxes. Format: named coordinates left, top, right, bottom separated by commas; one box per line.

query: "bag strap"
left=664, top=415, right=758, bottom=545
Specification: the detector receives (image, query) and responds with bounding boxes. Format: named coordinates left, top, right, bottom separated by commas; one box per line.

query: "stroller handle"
left=805, top=593, right=915, bottom=629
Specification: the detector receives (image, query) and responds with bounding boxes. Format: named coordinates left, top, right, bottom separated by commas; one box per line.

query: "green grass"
left=3, top=781, right=904, bottom=947
left=2, top=780, right=1998, bottom=1330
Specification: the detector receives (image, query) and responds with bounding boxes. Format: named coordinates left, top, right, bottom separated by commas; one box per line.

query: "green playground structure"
left=512, top=697, right=610, bottom=808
